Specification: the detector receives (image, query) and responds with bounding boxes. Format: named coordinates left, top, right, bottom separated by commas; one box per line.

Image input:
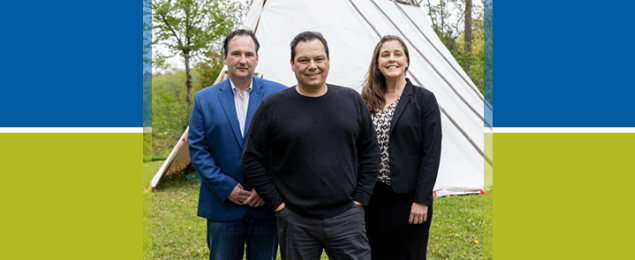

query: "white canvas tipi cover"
left=151, top=0, right=489, bottom=196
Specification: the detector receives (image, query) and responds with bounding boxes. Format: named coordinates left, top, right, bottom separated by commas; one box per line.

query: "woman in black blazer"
left=361, top=35, right=442, bottom=260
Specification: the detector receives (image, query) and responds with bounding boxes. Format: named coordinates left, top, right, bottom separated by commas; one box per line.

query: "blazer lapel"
left=217, top=79, right=244, bottom=148
left=390, top=79, right=414, bottom=134
left=244, top=77, right=264, bottom=140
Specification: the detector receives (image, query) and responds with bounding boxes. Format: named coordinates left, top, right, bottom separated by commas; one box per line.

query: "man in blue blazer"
left=188, top=29, right=286, bottom=260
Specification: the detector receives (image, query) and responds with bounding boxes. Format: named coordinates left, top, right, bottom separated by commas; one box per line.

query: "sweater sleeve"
left=414, top=92, right=442, bottom=206
left=242, top=101, right=285, bottom=211
left=353, top=94, right=380, bottom=205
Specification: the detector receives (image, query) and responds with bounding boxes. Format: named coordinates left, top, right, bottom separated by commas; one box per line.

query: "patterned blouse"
left=371, top=98, right=400, bottom=185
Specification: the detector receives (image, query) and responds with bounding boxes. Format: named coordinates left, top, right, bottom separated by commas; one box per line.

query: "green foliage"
left=152, top=0, right=238, bottom=59
left=151, top=0, right=240, bottom=68
left=195, top=51, right=224, bottom=89
left=424, top=0, right=486, bottom=95
left=425, top=0, right=458, bottom=36
left=152, top=52, right=171, bottom=73
left=152, top=0, right=241, bottom=115
left=152, top=70, right=189, bottom=156
left=152, top=66, right=216, bottom=156
left=150, top=0, right=241, bottom=152
left=456, top=19, right=485, bottom=94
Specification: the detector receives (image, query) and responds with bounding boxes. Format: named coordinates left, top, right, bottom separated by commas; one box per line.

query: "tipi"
left=150, top=0, right=490, bottom=197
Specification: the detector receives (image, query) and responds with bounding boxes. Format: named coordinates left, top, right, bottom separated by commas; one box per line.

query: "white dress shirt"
left=230, top=79, right=253, bottom=137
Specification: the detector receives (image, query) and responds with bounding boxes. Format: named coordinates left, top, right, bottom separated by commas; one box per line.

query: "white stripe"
left=3, top=127, right=632, bottom=134
left=0, top=127, right=144, bottom=133
left=491, top=127, right=635, bottom=133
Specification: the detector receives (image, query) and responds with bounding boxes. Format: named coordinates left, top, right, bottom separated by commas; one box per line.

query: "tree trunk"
left=440, top=1, right=445, bottom=35
left=464, top=0, right=473, bottom=74
left=184, top=52, right=192, bottom=112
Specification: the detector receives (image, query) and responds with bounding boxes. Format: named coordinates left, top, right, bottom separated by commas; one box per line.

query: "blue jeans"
left=207, top=214, right=278, bottom=260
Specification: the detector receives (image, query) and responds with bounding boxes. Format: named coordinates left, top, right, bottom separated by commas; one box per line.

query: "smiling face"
left=377, top=40, right=409, bottom=80
left=291, top=39, right=330, bottom=90
left=223, top=35, right=259, bottom=81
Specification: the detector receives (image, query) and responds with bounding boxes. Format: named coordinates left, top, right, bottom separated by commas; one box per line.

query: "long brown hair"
left=361, top=35, right=410, bottom=114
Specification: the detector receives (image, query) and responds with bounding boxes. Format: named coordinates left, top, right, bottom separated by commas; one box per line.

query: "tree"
left=195, top=50, right=224, bottom=89
left=457, top=18, right=484, bottom=93
left=464, top=0, right=472, bottom=73
left=152, top=0, right=240, bottom=111
left=424, top=0, right=485, bottom=94
left=425, top=0, right=462, bottom=52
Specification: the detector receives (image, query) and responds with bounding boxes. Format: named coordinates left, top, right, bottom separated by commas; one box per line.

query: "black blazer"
left=388, top=79, right=442, bottom=206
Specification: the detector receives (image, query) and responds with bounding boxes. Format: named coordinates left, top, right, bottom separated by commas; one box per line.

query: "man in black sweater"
left=242, top=31, right=379, bottom=260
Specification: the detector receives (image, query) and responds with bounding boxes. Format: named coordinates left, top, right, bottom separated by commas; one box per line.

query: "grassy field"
left=143, top=161, right=492, bottom=259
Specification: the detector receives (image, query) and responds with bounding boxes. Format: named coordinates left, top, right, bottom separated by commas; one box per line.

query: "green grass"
left=428, top=193, right=488, bottom=259
left=143, top=161, right=491, bottom=259
left=143, top=155, right=169, bottom=162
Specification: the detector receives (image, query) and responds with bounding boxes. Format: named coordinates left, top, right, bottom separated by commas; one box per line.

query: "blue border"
left=0, top=1, right=140, bottom=127
left=492, top=1, right=635, bottom=127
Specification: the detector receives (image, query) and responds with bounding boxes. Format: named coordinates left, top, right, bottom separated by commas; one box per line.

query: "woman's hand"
left=409, top=202, right=428, bottom=225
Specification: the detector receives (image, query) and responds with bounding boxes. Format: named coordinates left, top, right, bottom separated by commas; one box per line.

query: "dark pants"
left=276, top=204, right=371, bottom=260
left=206, top=213, right=278, bottom=260
left=365, top=182, right=433, bottom=260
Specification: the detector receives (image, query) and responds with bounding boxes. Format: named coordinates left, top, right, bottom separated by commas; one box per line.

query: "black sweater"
left=242, top=85, right=380, bottom=218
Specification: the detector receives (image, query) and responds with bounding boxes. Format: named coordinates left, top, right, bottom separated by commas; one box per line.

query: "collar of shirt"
left=230, top=79, right=253, bottom=97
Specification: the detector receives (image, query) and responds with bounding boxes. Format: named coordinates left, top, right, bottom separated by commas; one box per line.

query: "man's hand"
left=243, top=189, right=265, bottom=207
left=409, top=202, right=428, bottom=225
left=227, top=183, right=251, bottom=205
left=274, top=202, right=286, bottom=212
left=354, top=201, right=364, bottom=206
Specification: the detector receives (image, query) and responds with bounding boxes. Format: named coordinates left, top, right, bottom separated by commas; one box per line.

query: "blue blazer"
left=188, top=77, right=287, bottom=221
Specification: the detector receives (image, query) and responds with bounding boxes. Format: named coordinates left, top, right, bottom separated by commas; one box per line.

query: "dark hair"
left=223, top=29, right=260, bottom=54
left=361, top=35, right=410, bottom=114
left=289, top=31, right=329, bottom=61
